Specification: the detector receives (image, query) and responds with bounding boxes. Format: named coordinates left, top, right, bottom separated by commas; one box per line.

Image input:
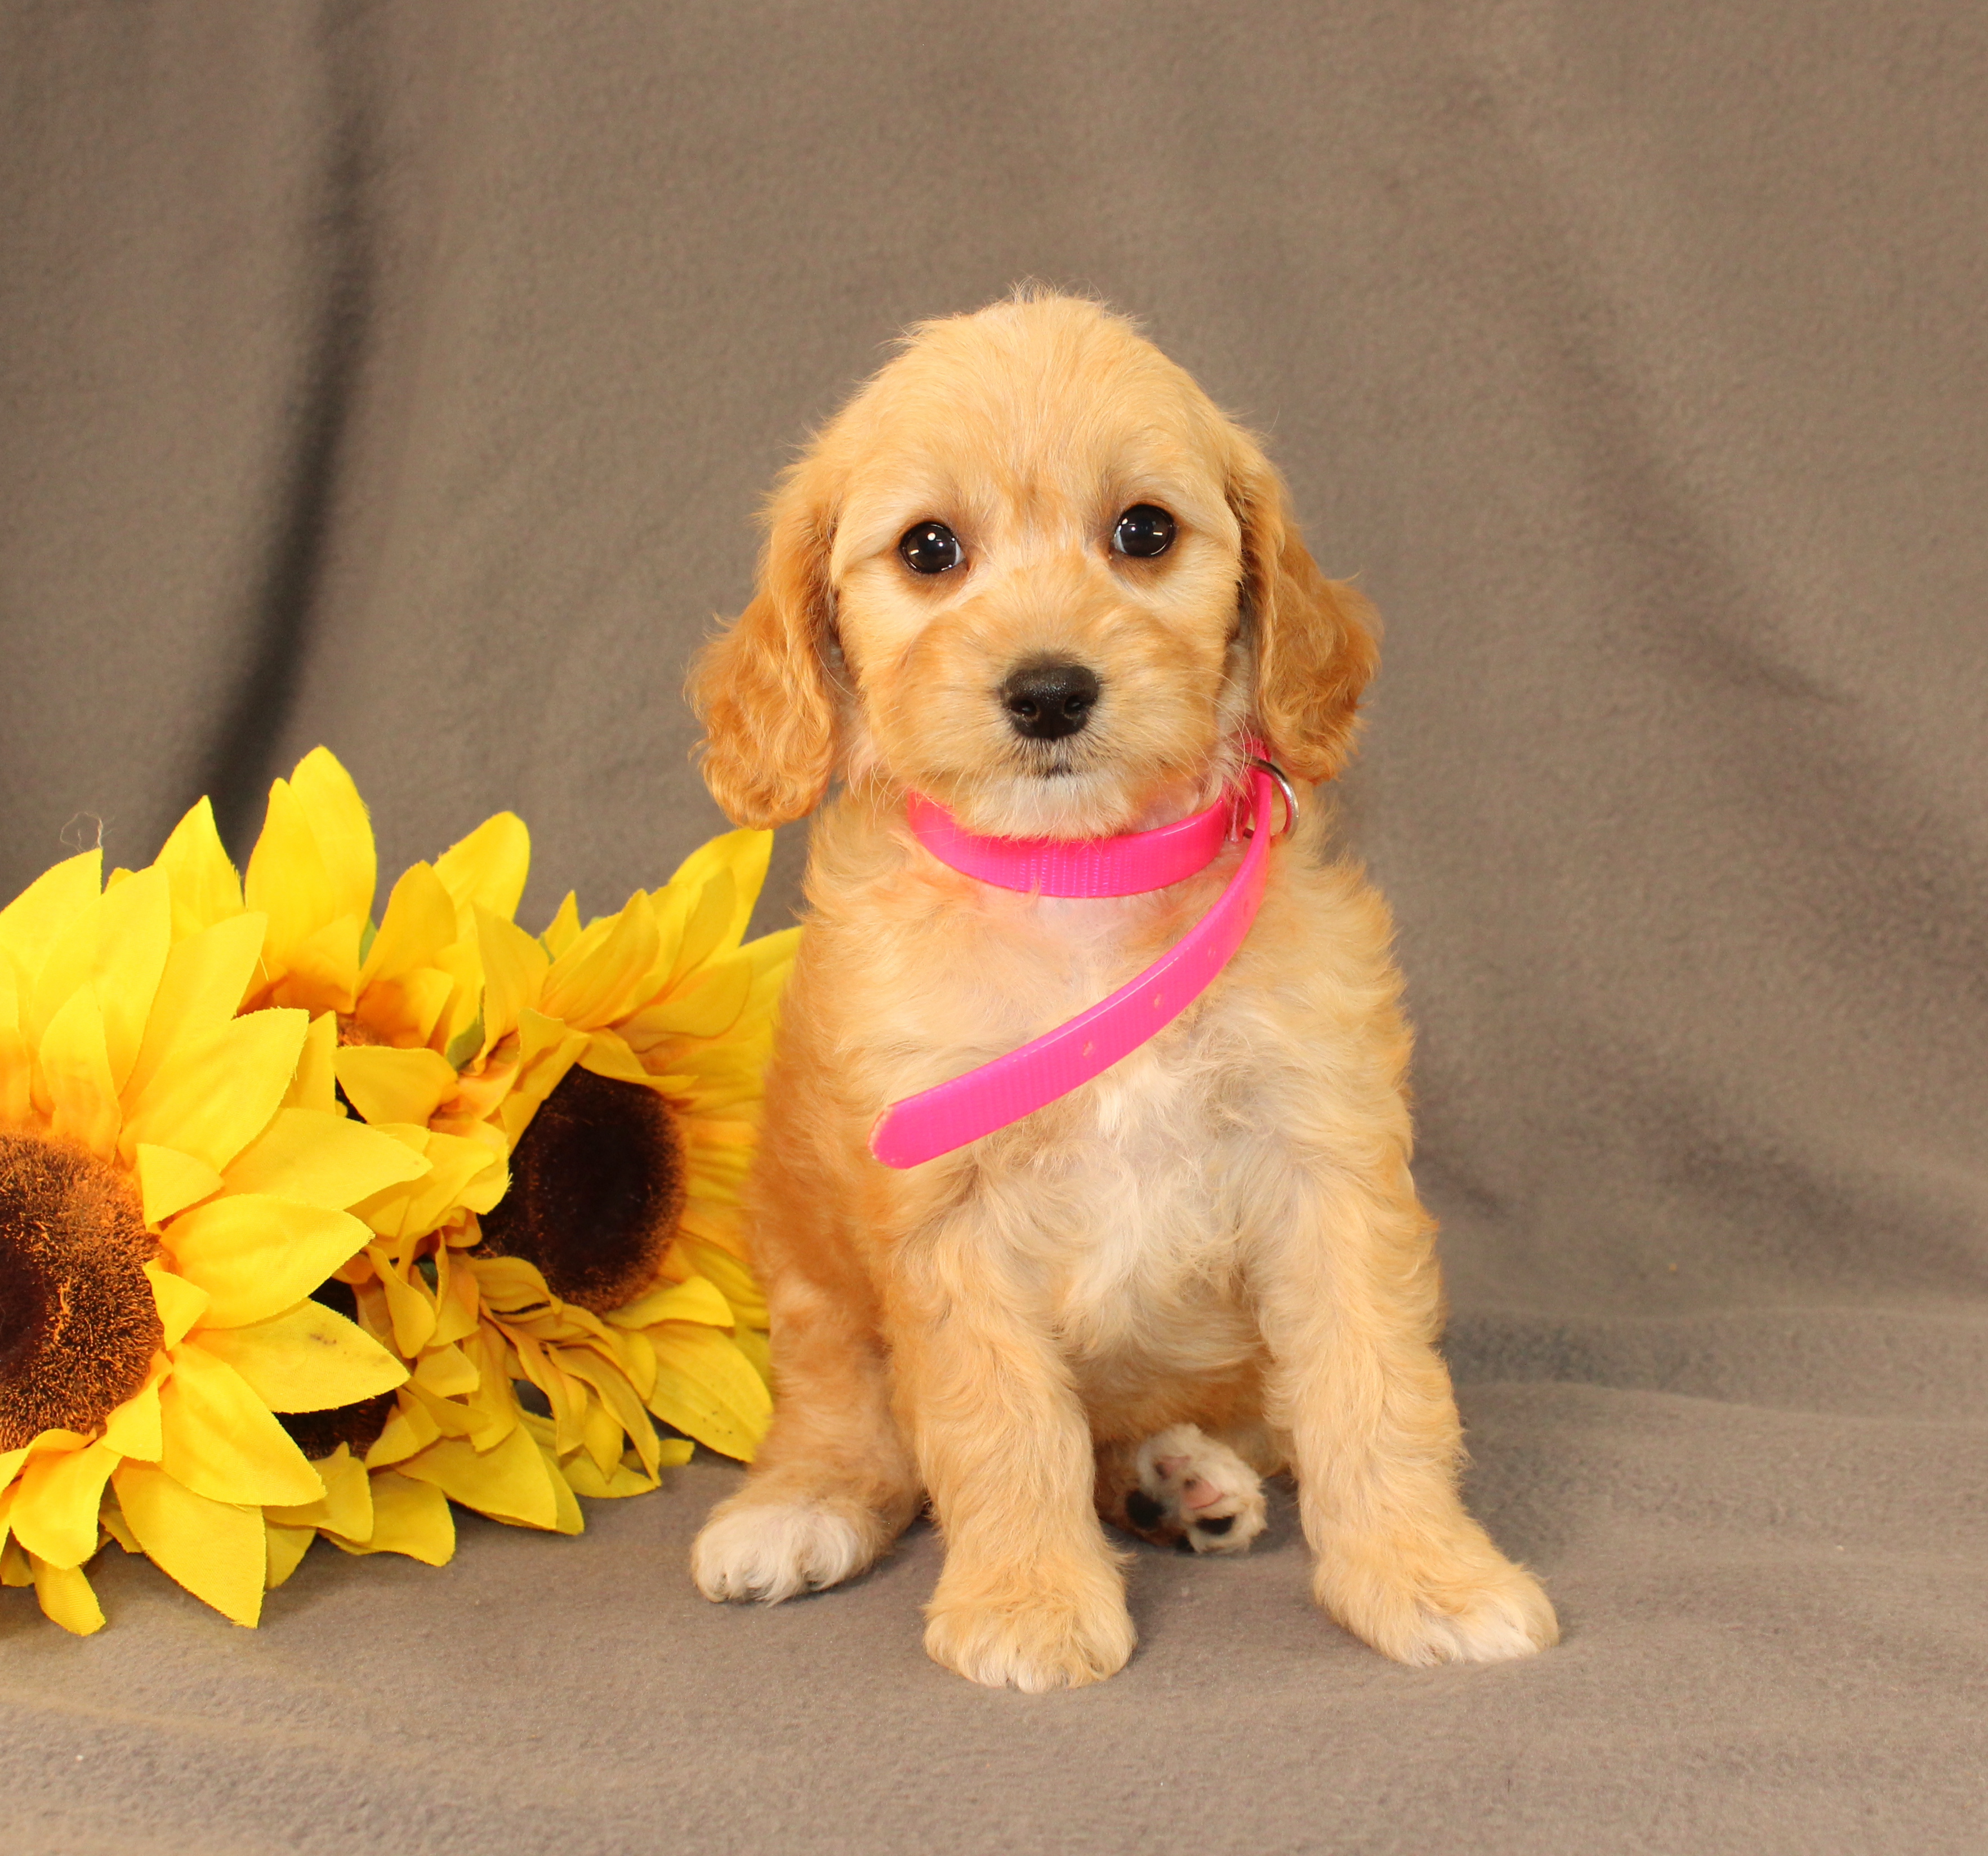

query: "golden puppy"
left=685, top=291, right=1557, bottom=1690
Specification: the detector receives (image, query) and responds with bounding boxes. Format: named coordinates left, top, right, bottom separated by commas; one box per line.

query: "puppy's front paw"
left=1316, top=1523, right=1558, bottom=1666
left=1121, top=1424, right=1267, bottom=1555
left=924, top=1559, right=1135, bottom=1692
left=692, top=1501, right=872, bottom=1604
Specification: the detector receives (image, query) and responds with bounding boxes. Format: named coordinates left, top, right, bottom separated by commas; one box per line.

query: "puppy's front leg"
left=884, top=1214, right=1134, bottom=1692
left=1249, top=1153, right=1559, bottom=1666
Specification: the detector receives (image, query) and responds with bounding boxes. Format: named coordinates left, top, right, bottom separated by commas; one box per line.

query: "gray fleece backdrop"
left=3, top=5, right=1986, bottom=1852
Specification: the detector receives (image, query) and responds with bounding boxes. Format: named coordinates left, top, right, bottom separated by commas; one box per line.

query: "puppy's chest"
left=854, top=885, right=1268, bottom=1369
left=1029, top=1048, right=1256, bottom=1373
left=910, top=887, right=1207, bottom=1060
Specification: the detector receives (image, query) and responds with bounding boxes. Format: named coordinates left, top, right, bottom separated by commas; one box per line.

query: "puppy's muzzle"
left=1001, top=661, right=1100, bottom=741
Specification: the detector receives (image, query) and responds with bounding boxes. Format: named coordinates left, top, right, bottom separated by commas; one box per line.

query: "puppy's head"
left=689, top=293, right=1377, bottom=835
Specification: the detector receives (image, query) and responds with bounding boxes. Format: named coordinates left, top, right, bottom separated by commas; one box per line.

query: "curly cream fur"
left=687, top=292, right=1556, bottom=1689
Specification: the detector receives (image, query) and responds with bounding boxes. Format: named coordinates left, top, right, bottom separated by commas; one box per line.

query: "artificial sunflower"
left=447, top=828, right=797, bottom=1482
left=0, top=807, right=433, bottom=1634
left=257, top=1018, right=556, bottom=1585
left=235, top=751, right=794, bottom=1538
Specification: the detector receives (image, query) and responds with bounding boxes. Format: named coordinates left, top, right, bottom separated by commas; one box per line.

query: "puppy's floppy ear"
left=687, top=456, right=839, bottom=827
left=1229, top=436, right=1379, bottom=785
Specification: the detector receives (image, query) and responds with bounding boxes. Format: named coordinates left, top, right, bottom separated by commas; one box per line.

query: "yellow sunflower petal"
left=367, top=1250, right=440, bottom=1357
left=331, top=1470, right=453, bottom=1564
left=744, top=922, right=803, bottom=983
left=578, top=1396, right=629, bottom=1476
left=283, top=1010, right=340, bottom=1114
left=411, top=1344, right=478, bottom=1400
left=333, top=1045, right=458, bottom=1129
left=222, top=1105, right=431, bottom=1210
left=663, top=826, right=773, bottom=953
left=38, top=983, right=121, bottom=1157
left=197, top=1300, right=408, bottom=1412
left=0, top=1026, right=26, bottom=1126
left=144, top=1261, right=211, bottom=1348
left=264, top=1522, right=314, bottom=1590
left=120, top=912, right=268, bottom=1111
left=659, top=1435, right=697, bottom=1471
left=512, top=1337, right=588, bottom=1457
left=511, top=1416, right=588, bottom=1532
left=663, top=865, right=738, bottom=989
left=352, top=1128, right=506, bottom=1239
left=543, top=1444, right=585, bottom=1533
left=157, top=1344, right=324, bottom=1506
left=430, top=936, right=485, bottom=1057
left=287, top=748, right=376, bottom=928
left=97, top=1489, right=139, bottom=1552
left=8, top=1440, right=118, bottom=1568
left=497, top=1009, right=589, bottom=1145
left=683, top=1177, right=751, bottom=1244
left=434, top=812, right=531, bottom=929
left=540, top=893, right=660, bottom=1029
left=561, top=1352, right=663, bottom=1474
left=164, top=1195, right=370, bottom=1328
left=267, top=1443, right=373, bottom=1539
left=364, top=1393, right=442, bottom=1470
left=474, top=907, right=548, bottom=1053
left=560, top=1452, right=661, bottom=1499
left=733, top=1324, right=772, bottom=1389
left=618, top=947, right=754, bottom=1043
left=608, top=1274, right=734, bottom=1330
left=404, top=1380, right=479, bottom=1440
left=282, top=913, right=366, bottom=1015
left=431, top=1245, right=483, bottom=1347
left=537, top=891, right=580, bottom=959
left=30, top=1557, right=105, bottom=1635
left=674, top=1239, right=768, bottom=1325
left=100, top=1377, right=164, bottom=1462
left=467, top=1254, right=557, bottom=1312
left=113, top=1458, right=265, bottom=1625
left=647, top=1324, right=773, bottom=1462
left=576, top=1029, right=651, bottom=1085
left=610, top=1323, right=658, bottom=1401
left=0, top=1448, right=30, bottom=1495
left=0, top=849, right=100, bottom=990
left=244, top=777, right=338, bottom=984
left=121, top=1006, right=309, bottom=1174
left=152, top=796, right=243, bottom=938
left=358, top=861, right=457, bottom=995
left=397, top=1425, right=563, bottom=1530
left=90, top=862, right=172, bottom=1093
left=135, top=1144, right=224, bottom=1225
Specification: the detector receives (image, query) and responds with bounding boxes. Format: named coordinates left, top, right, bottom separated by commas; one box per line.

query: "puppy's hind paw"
left=1120, top=1424, right=1268, bottom=1556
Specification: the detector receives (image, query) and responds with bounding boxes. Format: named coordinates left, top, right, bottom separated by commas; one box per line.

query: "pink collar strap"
left=870, top=752, right=1296, bottom=1169
left=903, top=785, right=1242, bottom=897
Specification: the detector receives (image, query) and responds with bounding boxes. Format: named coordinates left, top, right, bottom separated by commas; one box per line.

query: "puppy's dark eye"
left=1112, top=505, right=1176, bottom=559
left=899, top=522, right=964, bottom=576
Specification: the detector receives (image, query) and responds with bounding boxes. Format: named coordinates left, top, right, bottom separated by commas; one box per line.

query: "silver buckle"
left=1245, top=756, right=1299, bottom=840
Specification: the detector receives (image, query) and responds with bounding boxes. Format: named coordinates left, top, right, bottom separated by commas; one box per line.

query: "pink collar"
left=903, top=784, right=1243, bottom=897
left=870, top=750, right=1296, bottom=1169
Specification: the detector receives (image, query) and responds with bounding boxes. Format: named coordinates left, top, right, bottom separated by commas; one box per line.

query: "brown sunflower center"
left=0, top=1132, right=162, bottom=1452
left=475, top=1067, right=687, bottom=1312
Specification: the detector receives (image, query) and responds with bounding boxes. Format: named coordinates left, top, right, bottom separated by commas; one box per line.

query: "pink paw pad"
left=1127, top=1427, right=1269, bottom=1555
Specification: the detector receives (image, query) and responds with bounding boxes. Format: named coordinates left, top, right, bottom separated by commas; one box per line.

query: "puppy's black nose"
left=1001, top=662, right=1099, bottom=741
